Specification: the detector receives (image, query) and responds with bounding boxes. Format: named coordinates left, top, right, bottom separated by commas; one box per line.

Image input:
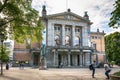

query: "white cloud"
left=32, top=0, right=117, bottom=35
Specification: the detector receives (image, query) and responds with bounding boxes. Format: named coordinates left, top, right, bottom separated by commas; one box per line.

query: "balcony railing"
left=47, top=45, right=94, bottom=50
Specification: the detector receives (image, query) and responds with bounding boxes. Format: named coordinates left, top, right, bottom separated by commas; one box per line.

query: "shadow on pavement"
left=0, top=75, right=21, bottom=80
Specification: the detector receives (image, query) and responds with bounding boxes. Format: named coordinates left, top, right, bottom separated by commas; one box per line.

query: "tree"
left=0, top=46, right=10, bottom=62
left=109, top=0, right=120, bottom=28
left=0, top=43, right=10, bottom=75
left=105, top=32, right=120, bottom=65
left=0, top=0, right=44, bottom=75
left=0, top=0, right=43, bottom=43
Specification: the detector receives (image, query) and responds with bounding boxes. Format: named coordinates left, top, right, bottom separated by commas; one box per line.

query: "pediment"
left=47, top=12, right=87, bottom=22
left=53, top=14, right=81, bottom=21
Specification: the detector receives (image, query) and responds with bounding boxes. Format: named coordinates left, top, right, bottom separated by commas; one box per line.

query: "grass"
left=114, top=71, right=120, bottom=76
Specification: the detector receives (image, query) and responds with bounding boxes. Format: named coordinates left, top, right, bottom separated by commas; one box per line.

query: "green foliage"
left=109, top=0, right=120, bottom=28
left=105, top=32, right=120, bottom=65
left=114, top=71, right=120, bottom=76
left=0, top=0, right=43, bottom=43
left=0, top=46, right=10, bottom=62
left=116, top=59, right=120, bottom=66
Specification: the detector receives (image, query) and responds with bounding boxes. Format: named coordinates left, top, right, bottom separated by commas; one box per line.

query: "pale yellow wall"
left=90, top=32, right=105, bottom=54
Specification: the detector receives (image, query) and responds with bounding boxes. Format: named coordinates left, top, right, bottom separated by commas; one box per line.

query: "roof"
left=43, top=10, right=93, bottom=25
left=90, top=32, right=106, bottom=35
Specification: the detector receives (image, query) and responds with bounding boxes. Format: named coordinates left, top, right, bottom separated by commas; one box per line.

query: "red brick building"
left=13, top=41, right=41, bottom=67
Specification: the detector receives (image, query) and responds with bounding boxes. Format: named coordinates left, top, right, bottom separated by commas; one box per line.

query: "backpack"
left=89, top=64, right=93, bottom=70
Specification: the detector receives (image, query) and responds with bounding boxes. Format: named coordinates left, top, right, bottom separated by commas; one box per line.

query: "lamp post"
left=40, top=44, right=46, bottom=69
left=0, top=34, right=4, bottom=75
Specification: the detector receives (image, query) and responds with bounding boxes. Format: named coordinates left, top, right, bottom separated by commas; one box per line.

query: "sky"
left=32, top=0, right=120, bottom=35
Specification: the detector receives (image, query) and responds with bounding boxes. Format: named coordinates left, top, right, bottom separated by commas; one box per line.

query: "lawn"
left=114, top=71, right=120, bottom=76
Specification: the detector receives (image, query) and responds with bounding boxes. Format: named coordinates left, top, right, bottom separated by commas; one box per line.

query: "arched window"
left=75, top=36, right=80, bottom=46
left=54, top=35, right=60, bottom=45
left=65, top=36, right=70, bottom=45
left=92, top=42, right=96, bottom=50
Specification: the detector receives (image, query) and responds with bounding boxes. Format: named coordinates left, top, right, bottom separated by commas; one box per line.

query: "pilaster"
left=72, top=25, right=75, bottom=46
left=54, top=49, right=58, bottom=67
left=62, top=24, right=65, bottom=45
left=68, top=49, right=71, bottom=67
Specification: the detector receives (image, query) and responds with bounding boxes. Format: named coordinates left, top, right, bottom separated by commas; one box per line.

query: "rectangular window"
left=65, top=28, right=67, bottom=31
left=75, top=28, right=80, bottom=33
left=54, top=27, right=57, bottom=30
left=68, top=28, right=70, bottom=31
left=95, top=36, right=97, bottom=39
left=75, top=28, right=77, bottom=32
left=91, top=36, right=94, bottom=39
left=93, top=43, right=96, bottom=50
left=54, top=25, right=61, bottom=32
left=58, top=27, right=60, bottom=31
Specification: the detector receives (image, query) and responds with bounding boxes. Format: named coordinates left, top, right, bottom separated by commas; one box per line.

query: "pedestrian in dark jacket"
left=92, top=60, right=96, bottom=78
left=6, top=63, right=9, bottom=70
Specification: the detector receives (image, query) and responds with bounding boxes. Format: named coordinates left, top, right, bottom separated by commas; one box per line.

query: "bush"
left=115, top=59, right=120, bottom=66
left=114, top=71, right=120, bottom=76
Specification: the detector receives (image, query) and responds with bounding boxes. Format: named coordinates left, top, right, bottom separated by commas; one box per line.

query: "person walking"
left=91, top=60, right=96, bottom=78
left=104, top=63, right=111, bottom=79
left=6, top=63, right=9, bottom=70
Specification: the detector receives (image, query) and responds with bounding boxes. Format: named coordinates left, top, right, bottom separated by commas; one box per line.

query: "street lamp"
left=0, top=33, right=4, bottom=75
left=40, top=44, right=46, bottom=70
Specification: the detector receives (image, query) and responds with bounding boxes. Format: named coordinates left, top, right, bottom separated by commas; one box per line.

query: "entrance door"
left=58, top=54, right=62, bottom=66
left=77, top=55, right=80, bottom=66
left=70, top=55, right=72, bottom=66
left=33, top=53, right=40, bottom=66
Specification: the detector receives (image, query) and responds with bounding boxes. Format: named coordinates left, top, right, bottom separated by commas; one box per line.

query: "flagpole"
left=66, top=0, right=68, bottom=10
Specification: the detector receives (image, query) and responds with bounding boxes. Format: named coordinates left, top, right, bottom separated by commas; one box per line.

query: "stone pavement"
left=0, top=66, right=120, bottom=80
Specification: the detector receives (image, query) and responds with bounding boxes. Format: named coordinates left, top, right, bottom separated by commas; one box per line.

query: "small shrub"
left=114, top=71, right=120, bottom=76
left=115, top=59, right=120, bottom=66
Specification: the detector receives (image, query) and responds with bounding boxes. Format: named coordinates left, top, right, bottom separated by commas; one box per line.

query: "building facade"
left=0, top=40, right=14, bottom=61
left=41, top=5, right=94, bottom=68
left=4, top=40, right=14, bottom=61
left=13, top=6, right=95, bottom=68
left=13, top=38, right=41, bottom=66
left=90, top=29, right=106, bottom=64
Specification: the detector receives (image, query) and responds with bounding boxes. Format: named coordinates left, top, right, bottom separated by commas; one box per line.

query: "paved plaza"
left=0, top=66, right=120, bottom=80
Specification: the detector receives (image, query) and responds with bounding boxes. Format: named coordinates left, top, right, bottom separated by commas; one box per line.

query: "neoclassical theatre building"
left=41, top=5, right=94, bottom=68
left=13, top=5, right=95, bottom=68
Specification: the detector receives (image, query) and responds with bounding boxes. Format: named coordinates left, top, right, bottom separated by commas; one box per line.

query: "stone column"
left=82, top=53, right=84, bottom=67
left=79, top=50, right=83, bottom=67
left=84, top=53, right=86, bottom=67
left=62, top=24, right=65, bottom=45
left=90, top=52, right=92, bottom=64
left=54, top=49, right=58, bottom=67
left=30, top=52, right=34, bottom=67
left=72, top=25, right=75, bottom=46
left=53, top=50, right=56, bottom=66
left=68, top=49, right=71, bottom=67
left=96, top=53, right=98, bottom=65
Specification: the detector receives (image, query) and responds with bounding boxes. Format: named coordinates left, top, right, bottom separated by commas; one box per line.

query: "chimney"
left=102, top=30, right=104, bottom=33
left=97, top=29, right=99, bottom=32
